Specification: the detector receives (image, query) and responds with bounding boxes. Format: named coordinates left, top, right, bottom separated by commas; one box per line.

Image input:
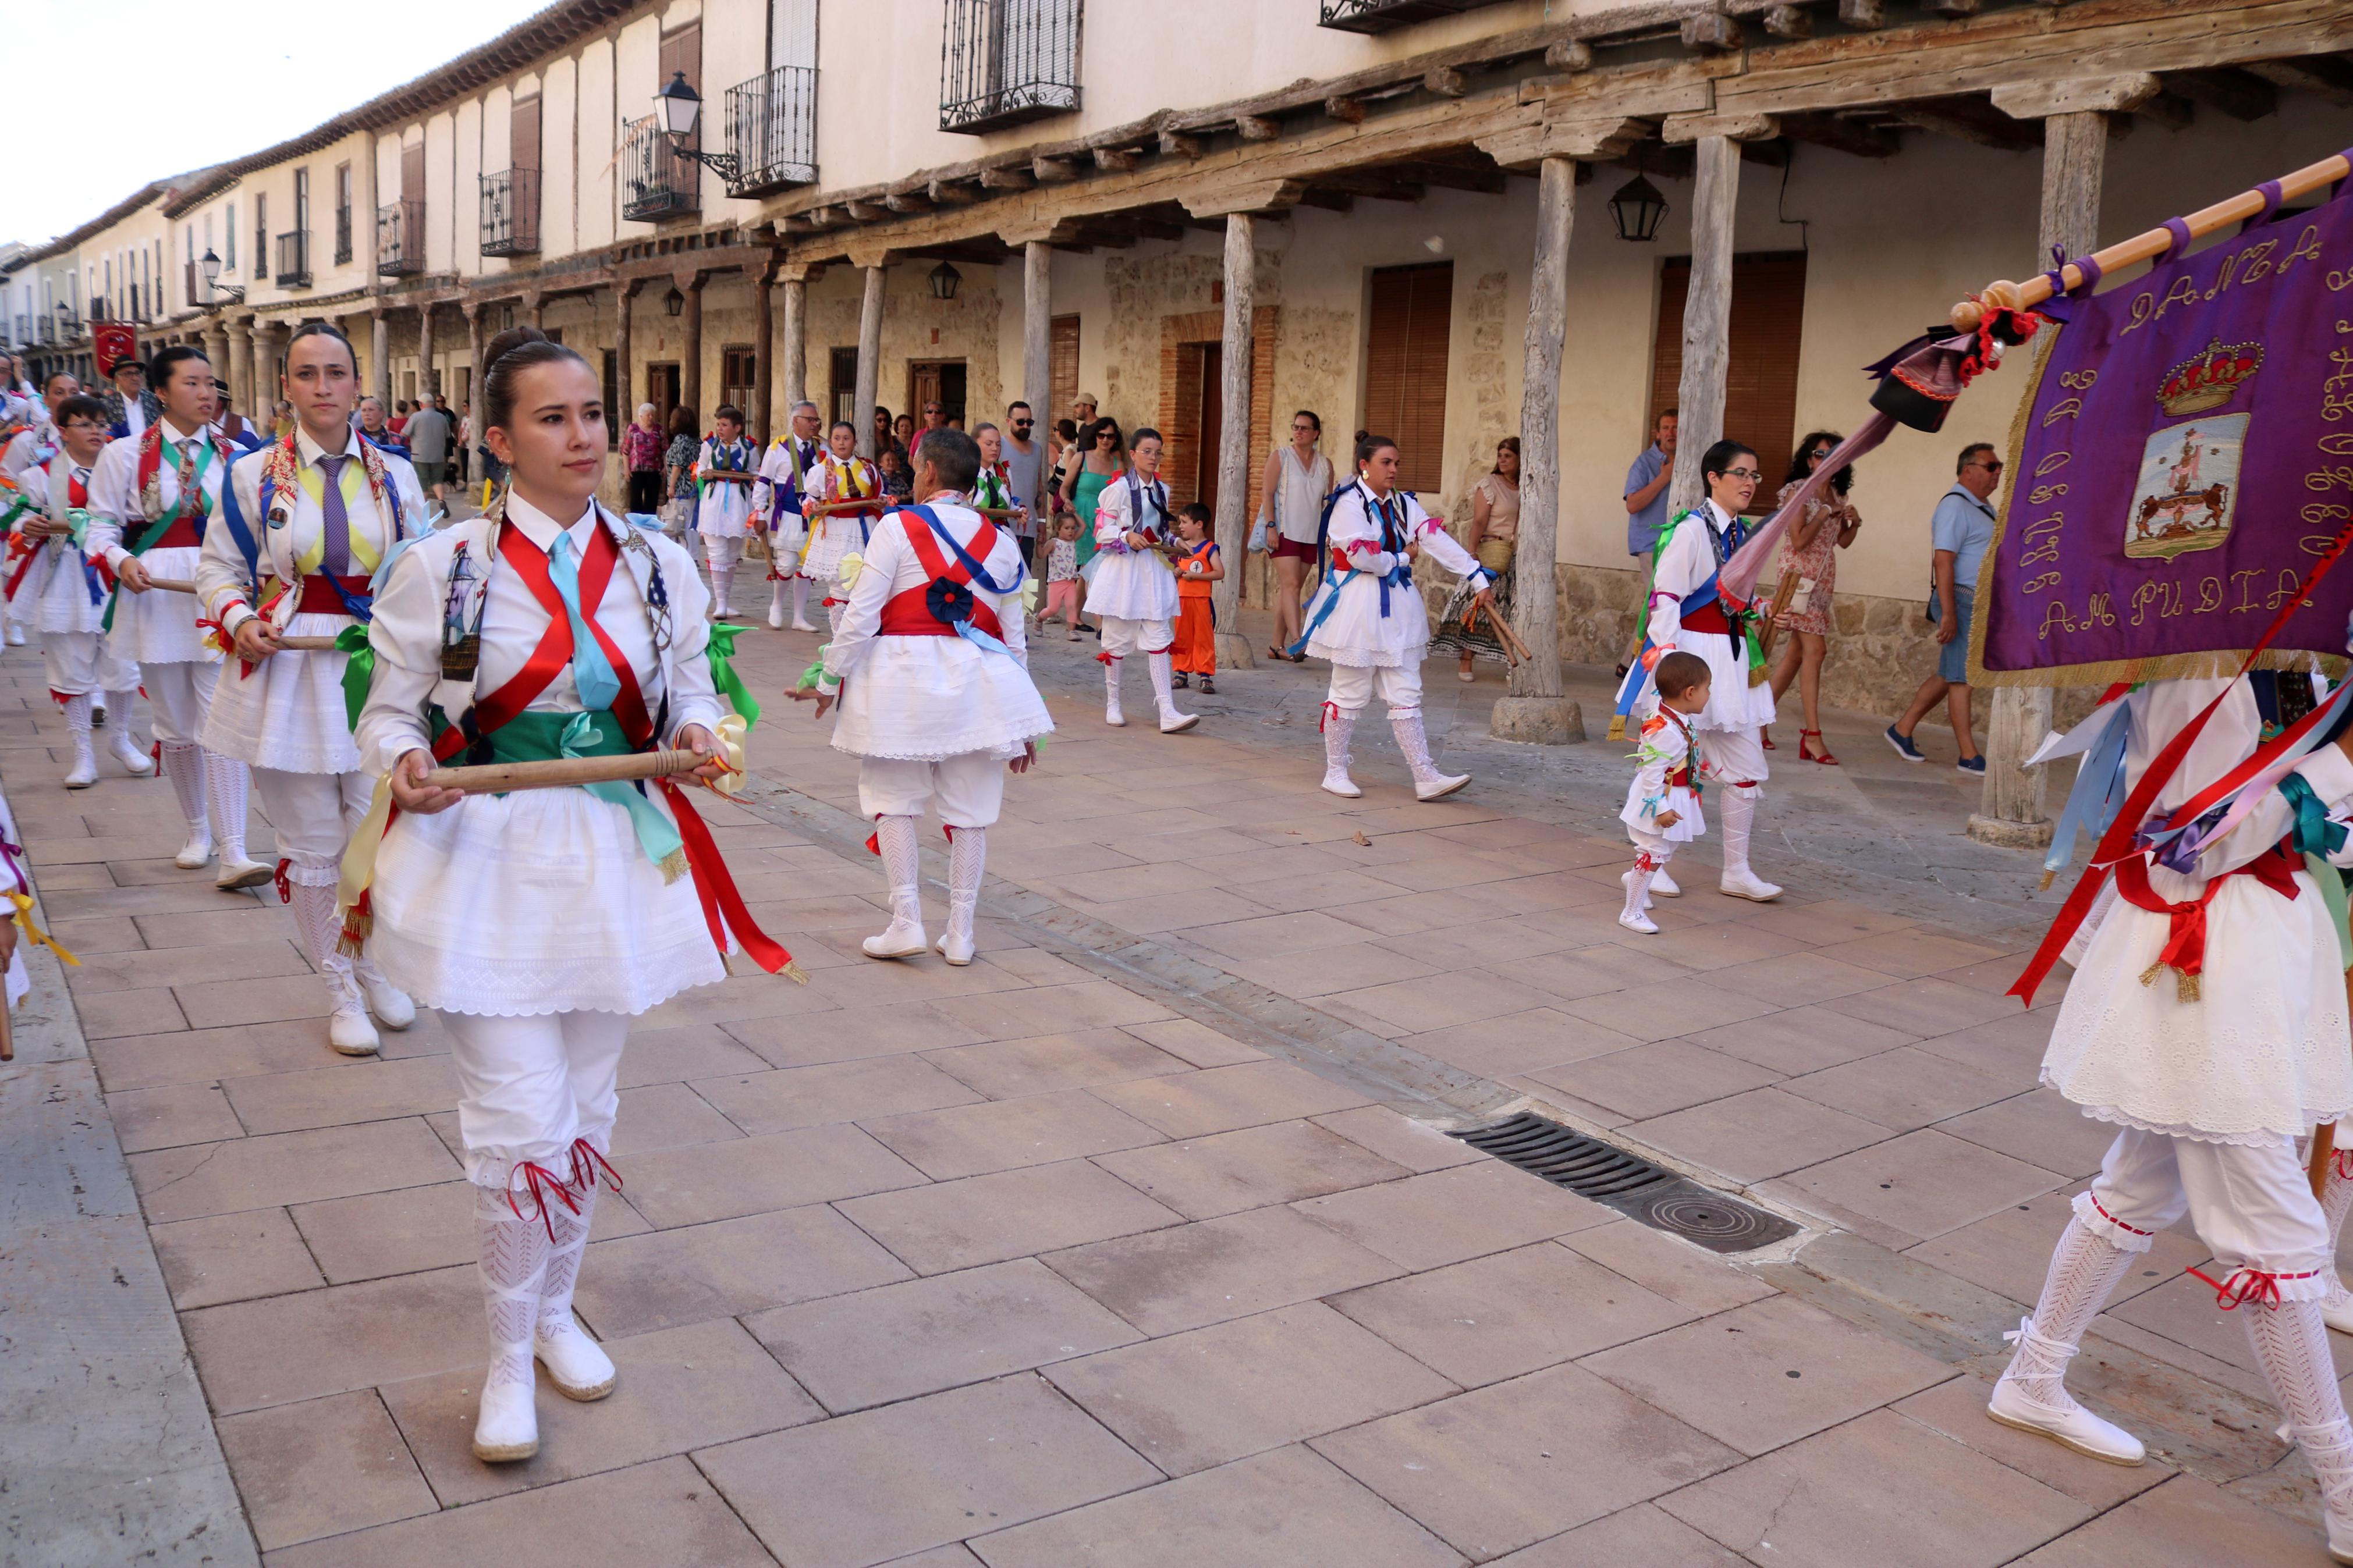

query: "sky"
left=3, top=0, right=556, bottom=247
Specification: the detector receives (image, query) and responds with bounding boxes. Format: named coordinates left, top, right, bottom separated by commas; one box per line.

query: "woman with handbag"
left=1763, top=432, right=1861, bottom=764
left=1429, top=437, right=1520, bottom=680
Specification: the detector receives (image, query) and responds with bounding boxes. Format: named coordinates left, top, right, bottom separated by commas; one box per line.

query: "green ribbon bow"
left=2283, top=772, right=2353, bottom=969
left=703, top=621, right=760, bottom=727
left=795, top=643, right=830, bottom=692
left=336, top=624, right=375, bottom=732
left=63, top=506, right=91, bottom=550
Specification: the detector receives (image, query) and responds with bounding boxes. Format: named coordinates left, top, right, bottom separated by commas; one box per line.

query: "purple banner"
left=1972, top=182, right=2353, bottom=686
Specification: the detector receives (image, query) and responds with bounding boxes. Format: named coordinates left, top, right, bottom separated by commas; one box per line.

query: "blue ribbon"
left=560, top=712, right=686, bottom=874
left=910, top=504, right=1018, bottom=656
left=2042, top=702, right=2134, bottom=878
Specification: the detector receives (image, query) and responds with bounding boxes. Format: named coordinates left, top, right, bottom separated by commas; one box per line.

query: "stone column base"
left=1965, top=812, right=2055, bottom=850
left=1214, top=632, right=1257, bottom=673
left=1490, top=696, right=1585, bottom=745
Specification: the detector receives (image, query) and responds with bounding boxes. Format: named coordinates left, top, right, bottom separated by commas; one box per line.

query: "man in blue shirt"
left=1886, top=442, right=2002, bottom=772
left=1620, top=408, right=1677, bottom=673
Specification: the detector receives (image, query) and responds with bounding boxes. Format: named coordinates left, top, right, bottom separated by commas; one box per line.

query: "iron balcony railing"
left=1318, top=0, right=1506, bottom=31
left=275, top=231, right=312, bottom=288
left=722, top=65, right=818, bottom=196
left=480, top=168, right=541, bottom=255
left=622, top=115, right=699, bottom=222
left=377, top=200, right=424, bottom=276
left=939, top=0, right=1081, bottom=134
left=334, top=207, right=354, bottom=265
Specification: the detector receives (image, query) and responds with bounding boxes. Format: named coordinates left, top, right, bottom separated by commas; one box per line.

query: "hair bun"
left=481, top=323, right=552, bottom=379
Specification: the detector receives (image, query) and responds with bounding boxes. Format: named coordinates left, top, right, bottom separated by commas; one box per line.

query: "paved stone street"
left=8, top=583, right=2345, bottom=1566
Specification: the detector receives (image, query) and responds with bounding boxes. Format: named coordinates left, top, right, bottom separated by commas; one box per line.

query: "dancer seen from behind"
left=351, top=325, right=769, bottom=1465
left=1087, top=428, right=1197, bottom=734
left=200, top=323, right=425, bottom=1058
left=1614, top=438, right=1782, bottom=902
left=6, top=394, right=152, bottom=788
left=1301, top=434, right=1494, bottom=802
left=1617, top=650, right=1712, bottom=935
left=85, top=346, right=271, bottom=888
left=1988, top=671, right=2353, bottom=1566
left=791, top=428, right=1051, bottom=965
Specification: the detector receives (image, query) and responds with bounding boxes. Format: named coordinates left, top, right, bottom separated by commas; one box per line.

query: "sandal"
left=1761, top=728, right=1777, bottom=751
left=1267, top=645, right=1289, bottom=663
left=1199, top=677, right=1216, bottom=694
left=1798, top=728, right=1839, bottom=766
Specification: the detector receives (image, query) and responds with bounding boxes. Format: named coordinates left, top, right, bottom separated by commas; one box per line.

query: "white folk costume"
left=1089, top=470, right=1197, bottom=734
left=1992, top=675, right=2353, bottom=1559
left=8, top=456, right=151, bottom=787
left=86, top=418, right=269, bottom=885
left=201, top=428, right=427, bottom=1054
left=1298, top=478, right=1492, bottom=801
left=1618, top=702, right=1705, bottom=934
left=815, top=493, right=1051, bottom=963
left=797, top=452, right=883, bottom=634
left=351, top=488, right=781, bottom=1464
left=754, top=432, right=824, bottom=630
left=693, top=435, right=758, bottom=618
left=1623, top=499, right=1781, bottom=900
left=1, top=414, right=61, bottom=645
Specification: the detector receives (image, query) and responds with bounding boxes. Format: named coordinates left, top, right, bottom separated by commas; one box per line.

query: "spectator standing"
left=100, top=357, right=160, bottom=439
left=1430, top=436, right=1521, bottom=680
left=1766, top=432, right=1862, bottom=764
left=1070, top=392, right=1099, bottom=432
left=893, top=413, right=918, bottom=457
left=1886, top=443, right=1999, bottom=773
left=908, top=400, right=949, bottom=464
left=454, top=400, right=474, bottom=485
left=357, top=396, right=406, bottom=456
left=389, top=399, right=410, bottom=438
left=1255, top=409, right=1331, bottom=663
left=1003, top=401, right=1046, bottom=562
left=869, top=404, right=897, bottom=463
left=1062, top=417, right=1126, bottom=634
left=623, top=403, right=666, bottom=514
left=1620, top=408, right=1677, bottom=675
left=662, top=405, right=700, bottom=536
left=404, top=393, right=453, bottom=504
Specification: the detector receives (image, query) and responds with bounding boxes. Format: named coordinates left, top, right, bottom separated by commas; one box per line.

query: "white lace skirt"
left=200, top=611, right=361, bottom=773
left=27, top=543, right=108, bottom=635
left=1085, top=552, right=1178, bottom=623
left=799, top=516, right=865, bottom=585
left=831, top=638, right=1053, bottom=762
left=2042, top=864, right=2353, bottom=1144
left=109, top=545, right=214, bottom=665
left=365, top=785, right=727, bottom=1017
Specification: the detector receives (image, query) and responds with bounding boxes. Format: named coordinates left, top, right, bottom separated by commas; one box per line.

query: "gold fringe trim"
left=2137, top=959, right=2201, bottom=1003
left=658, top=847, right=690, bottom=886
left=782, top=959, right=809, bottom=985
left=1606, top=716, right=1627, bottom=742
left=336, top=912, right=372, bottom=959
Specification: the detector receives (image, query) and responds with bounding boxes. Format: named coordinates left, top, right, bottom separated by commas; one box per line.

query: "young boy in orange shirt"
left=1171, top=502, right=1223, bottom=694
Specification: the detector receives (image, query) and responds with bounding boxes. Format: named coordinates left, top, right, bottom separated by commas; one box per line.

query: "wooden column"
left=1492, top=154, right=1584, bottom=744
left=854, top=263, right=885, bottom=459
left=228, top=318, right=255, bottom=413
left=202, top=325, right=230, bottom=405
left=614, top=279, right=639, bottom=421
left=1212, top=215, right=1257, bottom=671
left=680, top=273, right=705, bottom=423
left=464, top=304, right=484, bottom=418
left=1021, top=240, right=1052, bottom=428
left=1968, top=108, right=2109, bottom=851
left=369, top=310, right=390, bottom=406
left=1667, top=136, right=1740, bottom=514
left=416, top=303, right=437, bottom=399
left=525, top=293, right=545, bottom=330
left=779, top=271, right=808, bottom=409
left=751, top=259, right=776, bottom=446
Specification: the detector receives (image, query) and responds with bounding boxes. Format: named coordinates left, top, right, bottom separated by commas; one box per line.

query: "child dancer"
left=797, top=421, right=883, bottom=634
left=1171, top=503, right=1221, bottom=695
left=1619, top=651, right=1710, bottom=934
left=1038, top=515, right=1083, bottom=640
left=755, top=400, right=822, bottom=629
left=693, top=405, right=757, bottom=619
left=1087, top=428, right=1195, bottom=733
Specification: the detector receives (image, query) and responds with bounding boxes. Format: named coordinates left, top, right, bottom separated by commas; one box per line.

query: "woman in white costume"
left=352, top=326, right=769, bottom=1466
left=1300, top=435, right=1493, bottom=802
left=1989, top=673, right=2353, bottom=1565
left=692, top=404, right=758, bottom=620
left=9, top=394, right=152, bottom=788
left=754, top=400, right=824, bottom=630
left=200, top=323, right=426, bottom=1058
left=1088, top=429, right=1197, bottom=735
left=796, top=421, right=885, bottom=634
left=85, top=346, right=269, bottom=888
left=793, top=428, right=1050, bottom=964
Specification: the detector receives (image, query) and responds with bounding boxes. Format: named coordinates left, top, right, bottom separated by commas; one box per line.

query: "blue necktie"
left=548, top=529, right=621, bottom=712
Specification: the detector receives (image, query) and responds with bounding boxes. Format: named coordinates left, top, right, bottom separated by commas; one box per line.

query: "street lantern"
left=656, top=72, right=701, bottom=140
left=1607, top=165, right=1669, bottom=244
left=201, top=248, right=222, bottom=286
left=664, top=285, right=686, bottom=317
left=928, top=261, right=962, bottom=301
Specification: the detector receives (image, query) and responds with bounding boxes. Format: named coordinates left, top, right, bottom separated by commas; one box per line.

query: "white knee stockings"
left=62, top=694, right=96, bottom=788
left=939, top=826, right=985, bottom=966
left=1321, top=707, right=1360, bottom=798
left=865, top=815, right=927, bottom=958
left=1989, top=1216, right=2146, bottom=1463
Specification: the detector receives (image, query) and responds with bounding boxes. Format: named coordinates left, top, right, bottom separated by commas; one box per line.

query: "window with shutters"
left=1049, top=314, right=1079, bottom=421
left=1648, top=251, right=1809, bottom=514
left=484, top=95, right=542, bottom=255
left=1361, top=262, right=1453, bottom=496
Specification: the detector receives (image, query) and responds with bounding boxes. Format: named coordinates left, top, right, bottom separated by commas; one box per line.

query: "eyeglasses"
left=1012, top=418, right=1034, bottom=428
left=1724, top=468, right=1762, bottom=481
left=924, top=406, right=941, bottom=415
left=1809, top=448, right=1835, bottom=461
left=1970, top=458, right=2005, bottom=474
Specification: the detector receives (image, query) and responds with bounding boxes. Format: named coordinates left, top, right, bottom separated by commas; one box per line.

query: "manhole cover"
left=1452, top=1111, right=1800, bottom=1254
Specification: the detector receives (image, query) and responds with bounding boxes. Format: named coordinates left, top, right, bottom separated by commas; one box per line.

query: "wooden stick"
left=0, top=995, right=13, bottom=1062
left=1756, top=571, right=1802, bottom=668
left=1488, top=608, right=1532, bottom=665
left=1953, top=151, right=2351, bottom=330
left=275, top=635, right=345, bottom=651
left=143, top=578, right=196, bottom=593
left=424, top=749, right=704, bottom=794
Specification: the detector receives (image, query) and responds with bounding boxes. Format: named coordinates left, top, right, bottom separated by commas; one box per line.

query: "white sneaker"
left=471, top=1380, right=538, bottom=1463
left=109, top=732, right=155, bottom=776
left=1321, top=768, right=1362, bottom=799
left=1105, top=703, right=1127, bottom=728
left=1719, top=867, right=1784, bottom=902
left=354, top=961, right=416, bottom=1030
left=1159, top=710, right=1199, bottom=735
left=768, top=604, right=785, bottom=630
left=790, top=617, right=818, bottom=633
left=63, top=742, right=97, bottom=790
left=863, top=916, right=928, bottom=959
left=217, top=855, right=275, bottom=891
left=2324, top=1285, right=2353, bottom=1336
left=1617, top=908, right=1659, bottom=935
left=536, top=1318, right=616, bottom=1401
left=1649, top=868, right=1681, bottom=898
left=175, top=828, right=215, bottom=870
left=1986, top=1377, right=2146, bottom=1466
left=1414, top=771, right=1472, bottom=802
left=935, top=930, right=976, bottom=966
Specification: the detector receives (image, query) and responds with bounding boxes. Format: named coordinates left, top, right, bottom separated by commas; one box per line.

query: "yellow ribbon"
left=708, top=714, right=750, bottom=797
left=10, top=891, right=79, bottom=968
left=335, top=771, right=398, bottom=948
left=836, top=552, right=864, bottom=592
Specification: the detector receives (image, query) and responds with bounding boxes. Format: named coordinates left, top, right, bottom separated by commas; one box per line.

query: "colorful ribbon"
left=703, top=621, right=761, bottom=726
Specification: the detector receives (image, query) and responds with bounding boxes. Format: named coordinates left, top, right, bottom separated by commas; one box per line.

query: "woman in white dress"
left=351, top=325, right=768, bottom=1466
left=200, top=322, right=426, bottom=1058
left=1254, top=409, right=1332, bottom=663
left=797, top=421, right=885, bottom=632
left=1088, top=429, right=1197, bottom=735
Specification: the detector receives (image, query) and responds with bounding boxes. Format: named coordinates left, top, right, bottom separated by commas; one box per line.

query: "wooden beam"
left=843, top=200, right=887, bottom=222
left=1388, top=159, right=1507, bottom=194
left=1681, top=12, right=1741, bottom=53
left=1324, top=97, right=1367, bottom=125
left=1094, top=146, right=1138, bottom=172
left=1158, top=129, right=1202, bottom=159
left=1234, top=114, right=1279, bottom=141
left=978, top=166, right=1032, bottom=190
left=1837, top=0, right=1884, bottom=27
left=1763, top=5, right=1812, bottom=40
left=1424, top=66, right=1467, bottom=98
left=1990, top=72, right=2160, bottom=119
left=1662, top=112, right=1780, bottom=144
left=883, top=190, right=931, bottom=214
left=1919, top=0, right=1981, bottom=15
left=2166, top=67, right=2279, bottom=121
left=927, top=179, right=980, bottom=205
left=2245, top=54, right=2353, bottom=106
left=1543, top=38, right=1593, bottom=71
left=1780, top=112, right=1900, bottom=157
left=2135, top=90, right=2196, bottom=129
left=1894, top=104, right=2041, bottom=150
left=1309, top=172, right=1427, bottom=202
left=1032, top=155, right=1078, bottom=183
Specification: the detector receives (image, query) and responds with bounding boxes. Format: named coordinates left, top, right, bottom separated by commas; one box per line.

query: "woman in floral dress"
left=1765, top=432, right=1861, bottom=764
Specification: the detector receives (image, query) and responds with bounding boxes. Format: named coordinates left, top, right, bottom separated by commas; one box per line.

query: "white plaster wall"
left=425, top=114, right=457, bottom=274
left=544, top=58, right=581, bottom=260
left=456, top=98, right=487, bottom=279
left=579, top=40, right=619, bottom=251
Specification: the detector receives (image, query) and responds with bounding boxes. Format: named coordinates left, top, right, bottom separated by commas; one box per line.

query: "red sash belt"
left=1667, top=767, right=1692, bottom=788
left=143, top=518, right=200, bottom=551
left=1680, top=601, right=1737, bottom=636
left=878, top=588, right=1004, bottom=641
left=296, top=573, right=372, bottom=613
left=2111, top=842, right=2299, bottom=1001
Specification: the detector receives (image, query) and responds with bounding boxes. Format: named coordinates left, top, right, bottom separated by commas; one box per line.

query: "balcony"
left=722, top=65, right=817, bottom=197
left=275, top=232, right=312, bottom=288
left=939, top=0, right=1080, bottom=134
left=480, top=168, right=541, bottom=256
left=334, top=207, right=354, bottom=265
left=622, top=115, right=699, bottom=223
left=377, top=200, right=424, bottom=276
left=1317, top=0, right=1506, bottom=31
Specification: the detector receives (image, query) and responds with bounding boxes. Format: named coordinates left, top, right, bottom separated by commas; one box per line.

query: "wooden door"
left=1649, top=251, right=1809, bottom=513
left=907, top=362, right=944, bottom=424
left=646, top=362, right=682, bottom=426
left=1198, top=342, right=1223, bottom=526
left=1362, top=262, right=1453, bottom=496
left=1049, top=315, right=1080, bottom=419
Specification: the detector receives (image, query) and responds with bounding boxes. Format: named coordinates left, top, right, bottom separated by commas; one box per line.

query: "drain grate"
left=1451, top=1111, right=1800, bottom=1254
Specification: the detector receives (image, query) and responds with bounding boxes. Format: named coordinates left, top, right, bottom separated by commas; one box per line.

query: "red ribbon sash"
left=2110, top=843, right=2299, bottom=983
